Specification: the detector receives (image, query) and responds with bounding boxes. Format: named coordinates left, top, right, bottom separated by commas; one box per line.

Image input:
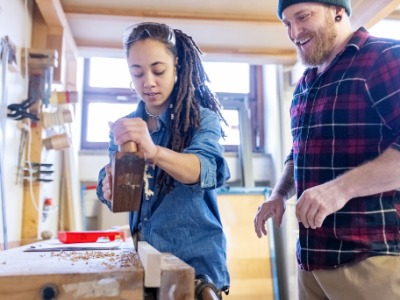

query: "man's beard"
left=297, top=14, right=337, bottom=67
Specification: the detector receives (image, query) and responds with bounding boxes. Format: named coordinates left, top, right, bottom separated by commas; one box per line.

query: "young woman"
left=96, top=22, right=230, bottom=297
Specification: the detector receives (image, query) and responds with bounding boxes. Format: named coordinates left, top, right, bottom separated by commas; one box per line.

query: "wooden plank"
left=34, top=0, right=78, bottom=83
left=21, top=100, right=43, bottom=244
left=31, top=4, right=48, bottom=49
left=137, top=241, right=162, bottom=287
left=0, top=240, right=144, bottom=299
left=158, top=253, right=195, bottom=300
left=59, top=144, right=83, bottom=232
left=35, top=0, right=64, bottom=26
left=31, top=3, right=62, bottom=82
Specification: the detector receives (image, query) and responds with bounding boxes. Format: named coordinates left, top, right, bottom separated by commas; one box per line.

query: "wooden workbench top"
left=0, top=239, right=143, bottom=300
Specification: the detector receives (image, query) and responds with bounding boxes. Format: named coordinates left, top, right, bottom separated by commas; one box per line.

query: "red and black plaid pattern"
left=287, top=27, right=400, bottom=271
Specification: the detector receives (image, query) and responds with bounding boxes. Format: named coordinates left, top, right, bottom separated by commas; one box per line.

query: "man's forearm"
left=272, top=160, right=296, bottom=200
left=336, top=147, right=400, bottom=199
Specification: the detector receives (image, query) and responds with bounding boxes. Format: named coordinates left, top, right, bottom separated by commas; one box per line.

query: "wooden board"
left=217, top=190, right=278, bottom=300
left=138, top=241, right=162, bottom=287
left=0, top=240, right=143, bottom=299
left=21, top=101, right=43, bottom=243
left=137, top=241, right=195, bottom=299
left=159, top=253, right=195, bottom=300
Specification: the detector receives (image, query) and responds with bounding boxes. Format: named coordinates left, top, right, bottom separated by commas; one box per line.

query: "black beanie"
left=277, top=0, right=352, bottom=19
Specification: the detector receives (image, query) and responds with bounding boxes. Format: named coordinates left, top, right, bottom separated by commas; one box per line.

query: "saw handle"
left=119, top=141, right=137, bottom=153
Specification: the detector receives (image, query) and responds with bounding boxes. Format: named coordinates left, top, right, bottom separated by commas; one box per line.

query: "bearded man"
left=254, top=1, right=400, bottom=299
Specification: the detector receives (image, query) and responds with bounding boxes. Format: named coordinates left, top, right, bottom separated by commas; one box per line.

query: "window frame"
left=80, top=59, right=265, bottom=153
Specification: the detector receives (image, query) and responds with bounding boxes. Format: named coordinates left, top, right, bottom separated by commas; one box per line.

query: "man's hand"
left=296, top=180, right=349, bottom=229
left=254, top=195, right=286, bottom=238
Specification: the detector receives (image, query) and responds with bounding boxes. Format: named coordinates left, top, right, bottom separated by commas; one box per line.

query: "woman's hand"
left=111, top=118, right=158, bottom=160
left=102, top=164, right=113, bottom=201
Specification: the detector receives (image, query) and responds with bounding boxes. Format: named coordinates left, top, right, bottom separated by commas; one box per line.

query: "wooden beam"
left=31, top=4, right=48, bottom=49
left=75, top=39, right=298, bottom=65
left=34, top=0, right=78, bottom=83
left=387, top=7, right=400, bottom=20
left=62, top=5, right=280, bottom=24
left=35, top=0, right=77, bottom=52
left=351, top=0, right=400, bottom=29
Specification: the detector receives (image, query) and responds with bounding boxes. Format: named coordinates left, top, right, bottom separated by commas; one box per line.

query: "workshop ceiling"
left=54, top=0, right=400, bottom=65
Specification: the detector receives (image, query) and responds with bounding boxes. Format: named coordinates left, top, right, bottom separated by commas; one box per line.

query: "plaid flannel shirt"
left=287, top=27, right=400, bottom=271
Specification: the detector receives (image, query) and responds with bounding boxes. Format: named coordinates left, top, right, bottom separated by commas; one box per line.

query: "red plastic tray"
left=58, top=230, right=126, bottom=244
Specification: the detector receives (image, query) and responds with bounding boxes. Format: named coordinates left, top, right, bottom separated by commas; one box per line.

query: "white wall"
left=262, top=64, right=299, bottom=300
left=0, top=0, right=70, bottom=247
left=0, top=0, right=33, bottom=246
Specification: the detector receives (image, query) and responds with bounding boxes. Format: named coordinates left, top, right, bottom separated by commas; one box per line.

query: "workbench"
left=0, top=239, right=194, bottom=300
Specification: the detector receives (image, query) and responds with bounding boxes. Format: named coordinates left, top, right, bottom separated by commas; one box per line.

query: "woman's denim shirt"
left=97, top=100, right=231, bottom=289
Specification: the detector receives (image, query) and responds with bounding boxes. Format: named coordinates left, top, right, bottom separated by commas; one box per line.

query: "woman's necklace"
left=144, top=105, right=161, bottom=119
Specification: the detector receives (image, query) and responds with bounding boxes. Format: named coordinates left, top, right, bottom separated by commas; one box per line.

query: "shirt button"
left=144, top=217, right=148, bottom=221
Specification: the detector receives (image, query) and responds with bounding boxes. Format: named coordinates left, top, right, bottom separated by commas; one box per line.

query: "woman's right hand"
left=102, top=164, right=113, bottom=202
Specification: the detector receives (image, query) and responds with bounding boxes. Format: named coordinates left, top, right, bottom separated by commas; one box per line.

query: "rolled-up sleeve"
left=184, top=108, right=230, bottom=189
left=96, top=166, right=112, bottom=210
left=367, top=44, right=400, bottom=151
left=96, top=129, right=119, bottom=210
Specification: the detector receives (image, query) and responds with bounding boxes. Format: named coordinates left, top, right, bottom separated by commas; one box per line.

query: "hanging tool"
left=111, top=141, right=145, bottom=212
left=22, top=173, right=53, bottom=182
left=22, top=161, right=54, bottom=183
left=27, top=162, right=53, bottom=168
left=7, top=97, right=39, bottom=121
left=22, top=177, right=53, bottom=183
left=22, top=168, right=54, bottom=175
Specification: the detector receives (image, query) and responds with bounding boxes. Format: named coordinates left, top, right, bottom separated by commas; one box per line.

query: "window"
left=81, top=58, right=264, bottom=152
left=369, top=19, right=400, bottom=40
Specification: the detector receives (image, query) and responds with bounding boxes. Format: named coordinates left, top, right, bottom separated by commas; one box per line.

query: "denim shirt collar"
left=132, top=100, right=173, bottom=129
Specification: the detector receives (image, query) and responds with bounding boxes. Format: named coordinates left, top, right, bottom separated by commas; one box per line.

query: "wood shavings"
left=120, top=252, right=138, bottom=268
left=48, top=250, right=140, bottom=270
left=143, top=164, right=154, bottom=200
left=50, top=251, right=119, bottom=269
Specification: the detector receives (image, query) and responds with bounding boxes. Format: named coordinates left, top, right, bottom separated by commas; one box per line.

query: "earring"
left=130, top=81, right=135, bottom=91
left=335, top=15, right=342, bottom=22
